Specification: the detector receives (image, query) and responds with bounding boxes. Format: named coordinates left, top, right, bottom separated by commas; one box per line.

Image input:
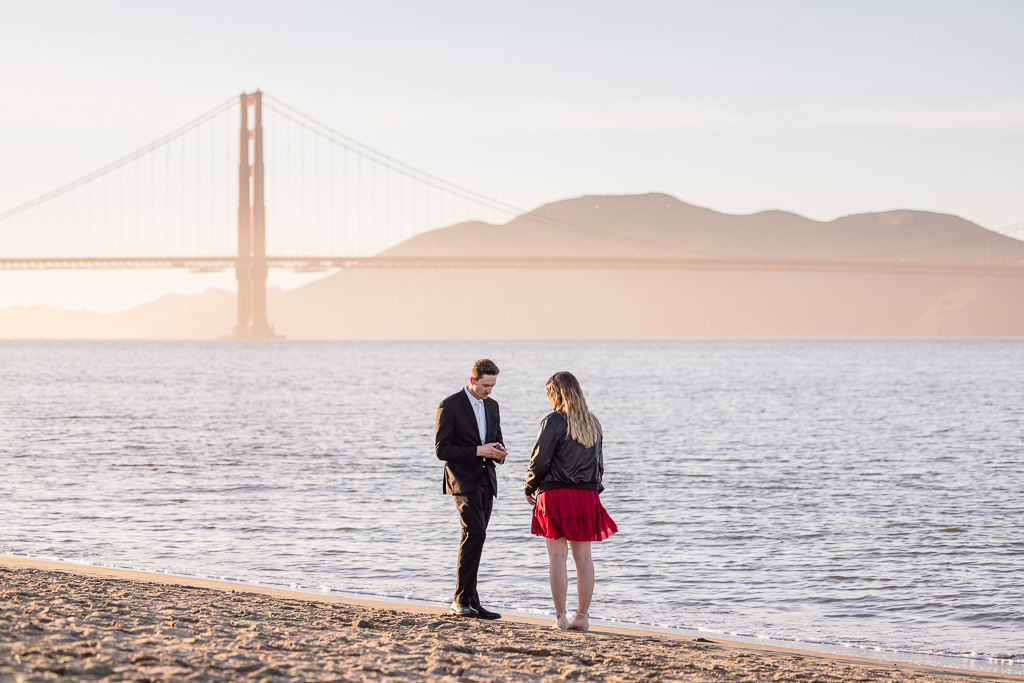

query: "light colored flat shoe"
left=552, top=611, right=569, bottom=630
left=568, top=611, right=590, bottom=631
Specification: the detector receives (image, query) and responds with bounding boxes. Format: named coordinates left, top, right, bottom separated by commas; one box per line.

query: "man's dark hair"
left=471, top=358, right=500, bottom=379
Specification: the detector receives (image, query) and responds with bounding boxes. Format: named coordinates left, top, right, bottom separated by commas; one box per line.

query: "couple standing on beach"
left=434, top=358, right=618, bottom=631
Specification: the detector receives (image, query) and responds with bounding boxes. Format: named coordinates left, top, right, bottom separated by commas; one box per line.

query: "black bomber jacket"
left=523, top=411, right=604, bottom=496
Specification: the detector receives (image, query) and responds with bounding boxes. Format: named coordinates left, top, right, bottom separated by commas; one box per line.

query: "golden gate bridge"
left=2, top=91, right=1022, bottom=338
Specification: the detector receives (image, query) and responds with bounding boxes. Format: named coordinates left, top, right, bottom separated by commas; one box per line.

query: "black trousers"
left=452, top=480, right=494, bottom=606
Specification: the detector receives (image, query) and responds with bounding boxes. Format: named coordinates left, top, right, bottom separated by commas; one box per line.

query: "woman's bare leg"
left=568, top=540, right=593, bottom=630
left=545, top=537, right=569, bottom=621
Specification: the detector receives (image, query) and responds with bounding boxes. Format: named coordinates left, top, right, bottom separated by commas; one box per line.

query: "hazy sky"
left=1, top=0, right=1022, bottom=312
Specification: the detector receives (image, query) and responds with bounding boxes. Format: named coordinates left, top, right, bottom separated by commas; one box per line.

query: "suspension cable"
left=263, top=101, right=700, bottom=255
left=0, top=96, right=237, bottom=223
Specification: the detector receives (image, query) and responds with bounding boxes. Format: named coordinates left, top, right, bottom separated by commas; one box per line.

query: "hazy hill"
left=380, top=193, right=1016, bottom=264
left=0, top=290, right=238, bottom=339
left=270, top=193, right=1022, bottom=338
left=271, top=268, right=1023, bottom=338
left=1, top=193, right=1021, bottom=338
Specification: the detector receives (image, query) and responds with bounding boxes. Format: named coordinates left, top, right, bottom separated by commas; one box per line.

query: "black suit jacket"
left=435, top=389, right=504, bottom=497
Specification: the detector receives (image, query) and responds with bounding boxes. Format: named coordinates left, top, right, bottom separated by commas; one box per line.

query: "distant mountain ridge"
left=1, top=193, right=1021, bottom=339
left=381, top=193, right=1012, bottom=264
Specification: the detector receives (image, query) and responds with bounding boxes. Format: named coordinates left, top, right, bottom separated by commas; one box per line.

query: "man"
left=434, top=358, right=507, bottom=619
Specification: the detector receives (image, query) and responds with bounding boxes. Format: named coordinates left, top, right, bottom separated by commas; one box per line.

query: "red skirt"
left=531, top=488, right=618, bottom=542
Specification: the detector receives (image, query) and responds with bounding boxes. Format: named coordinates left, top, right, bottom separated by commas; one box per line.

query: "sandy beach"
left=1, top=557, right=1021, bottom=682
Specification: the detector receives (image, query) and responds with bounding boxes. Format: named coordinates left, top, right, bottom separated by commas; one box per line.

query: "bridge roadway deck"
left=0, top=256, right=1022, bottom=277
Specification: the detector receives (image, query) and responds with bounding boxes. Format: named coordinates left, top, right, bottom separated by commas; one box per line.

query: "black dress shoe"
left=449, top=601, right=479, bottom=617
left=470, top=602, right=501, bottom=620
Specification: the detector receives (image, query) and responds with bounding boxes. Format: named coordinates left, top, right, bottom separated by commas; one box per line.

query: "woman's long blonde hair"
left=546, top=371, right=601, bottom=448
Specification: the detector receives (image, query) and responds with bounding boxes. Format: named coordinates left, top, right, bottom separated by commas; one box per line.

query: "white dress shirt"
left=464, top=387, right=487, bottom=445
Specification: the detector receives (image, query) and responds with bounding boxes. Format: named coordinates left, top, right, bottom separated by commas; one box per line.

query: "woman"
left=524, top=371, right=617, bottom=631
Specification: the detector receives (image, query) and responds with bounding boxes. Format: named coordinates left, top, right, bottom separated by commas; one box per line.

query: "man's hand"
left=525, top=492, right=537, bottom=507
left=477, top=443, right=506, bottom=460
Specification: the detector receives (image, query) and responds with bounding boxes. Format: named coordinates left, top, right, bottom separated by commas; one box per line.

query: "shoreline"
left=3, top=556, right=1022, bottom=682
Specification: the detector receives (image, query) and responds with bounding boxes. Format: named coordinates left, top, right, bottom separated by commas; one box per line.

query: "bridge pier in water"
left=231, top=90, right=280, bottom=340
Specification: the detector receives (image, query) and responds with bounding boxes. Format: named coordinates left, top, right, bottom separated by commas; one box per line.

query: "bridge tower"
left=232, top=90, right=280, bottom=339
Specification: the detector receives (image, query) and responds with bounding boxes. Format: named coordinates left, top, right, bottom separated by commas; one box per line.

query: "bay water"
left=1, top=340, right=1021, bottom=664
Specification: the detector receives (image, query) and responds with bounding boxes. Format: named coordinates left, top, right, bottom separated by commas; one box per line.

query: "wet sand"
left=1, top=557, right=1020, bottom=682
